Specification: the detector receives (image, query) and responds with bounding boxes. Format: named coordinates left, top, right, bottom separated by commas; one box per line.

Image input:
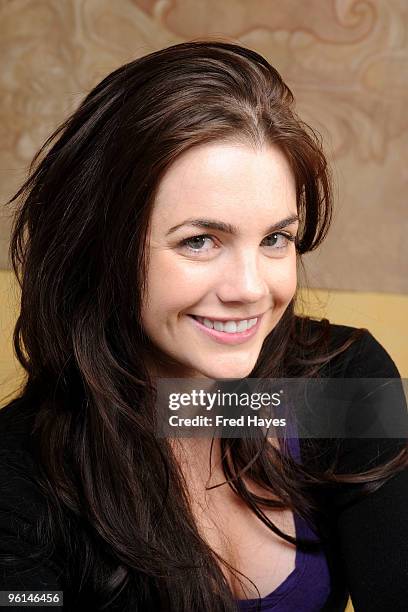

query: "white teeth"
left=236, top=320, right=248, bottom=332
left=224, top=321, right=237, bottom=333
left=195, top=316, right=258, bottom=333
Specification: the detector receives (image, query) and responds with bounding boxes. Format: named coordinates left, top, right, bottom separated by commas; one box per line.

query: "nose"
left=215, top=249, right=269, bottom=305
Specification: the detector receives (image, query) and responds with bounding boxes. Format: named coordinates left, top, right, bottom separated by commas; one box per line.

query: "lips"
left=187, top=313, right=262, bottom=345
left=189, top=314, right=262, bottom=322
left=192, top=315, right=258, bottom=334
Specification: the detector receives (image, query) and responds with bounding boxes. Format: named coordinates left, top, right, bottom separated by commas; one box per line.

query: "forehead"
left=151, top=142, right=297, bottom=227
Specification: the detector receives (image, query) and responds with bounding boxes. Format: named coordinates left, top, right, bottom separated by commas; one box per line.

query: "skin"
left=141, top=141, right=299, bottom=382
left=141, top=142, right=300, bottom=591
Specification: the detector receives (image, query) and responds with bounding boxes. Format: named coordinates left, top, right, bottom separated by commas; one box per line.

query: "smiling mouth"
left=188, top=314, right=261, bottom=334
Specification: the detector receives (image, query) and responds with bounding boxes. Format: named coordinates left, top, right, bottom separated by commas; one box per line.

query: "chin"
left=193, top=361, right=256, bottom=381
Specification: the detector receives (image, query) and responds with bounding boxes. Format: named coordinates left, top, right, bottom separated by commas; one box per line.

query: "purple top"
left=236, top=434, right=332, bottom=611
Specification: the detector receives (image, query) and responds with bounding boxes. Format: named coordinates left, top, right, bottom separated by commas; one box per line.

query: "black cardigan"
left=0, top=321, right=407, bottom=611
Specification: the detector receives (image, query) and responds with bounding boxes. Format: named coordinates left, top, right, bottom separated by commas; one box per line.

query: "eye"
left=178, top=234, right=217, bottom=254
left=262, top=232, right=296, bottom=250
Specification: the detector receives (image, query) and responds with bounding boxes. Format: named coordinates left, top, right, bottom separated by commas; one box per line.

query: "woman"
left=1, top=40, right=407, bottom=612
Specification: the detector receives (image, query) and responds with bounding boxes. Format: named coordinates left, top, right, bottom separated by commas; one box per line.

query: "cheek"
left=269, top=258, right=297, bottom=303
left=143, top=252, right=207, bottom=319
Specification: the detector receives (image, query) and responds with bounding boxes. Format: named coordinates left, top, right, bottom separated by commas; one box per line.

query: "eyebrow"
left=166, top=214, right=299, bottom=236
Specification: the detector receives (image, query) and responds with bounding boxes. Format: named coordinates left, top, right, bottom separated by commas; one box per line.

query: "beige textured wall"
left=1, top=0, right=407, bottom=295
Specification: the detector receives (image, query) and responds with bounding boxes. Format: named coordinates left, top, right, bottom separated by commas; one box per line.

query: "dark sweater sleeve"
left=331, top=331, right=408, bottom=611
left=0, top=446, right=64, bottom=605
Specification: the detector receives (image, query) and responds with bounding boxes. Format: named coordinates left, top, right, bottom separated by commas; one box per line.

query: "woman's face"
left=141, top=142, right=298, bottom=380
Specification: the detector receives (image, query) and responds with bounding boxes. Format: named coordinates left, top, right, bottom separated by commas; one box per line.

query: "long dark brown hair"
left=3, top=40, right=408, bottom=611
